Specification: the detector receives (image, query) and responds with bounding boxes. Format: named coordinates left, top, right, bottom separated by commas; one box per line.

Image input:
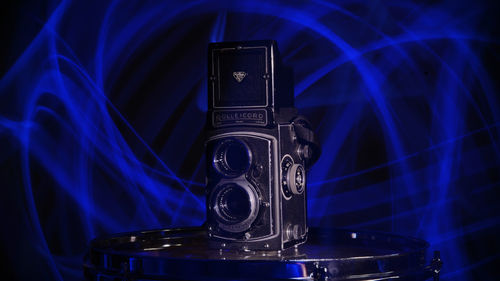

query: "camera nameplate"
left=212, top=109, right=268, bottom=127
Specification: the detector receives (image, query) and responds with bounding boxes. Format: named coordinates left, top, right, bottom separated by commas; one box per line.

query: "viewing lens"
left=214, top=138, right=251, bottom=177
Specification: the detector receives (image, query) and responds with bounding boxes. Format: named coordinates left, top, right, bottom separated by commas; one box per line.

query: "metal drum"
left=83, top=227, right=442, bottom=280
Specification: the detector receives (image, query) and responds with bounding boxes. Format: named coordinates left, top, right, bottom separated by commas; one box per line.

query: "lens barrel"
left=213, top=138, right=251, bottom=178
left=211, top=182, right=259, bottom=233
left=215, top=184, right=251, bottom=224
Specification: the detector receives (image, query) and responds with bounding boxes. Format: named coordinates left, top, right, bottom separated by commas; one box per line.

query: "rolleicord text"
left=213, top=110, right=267, bottom=126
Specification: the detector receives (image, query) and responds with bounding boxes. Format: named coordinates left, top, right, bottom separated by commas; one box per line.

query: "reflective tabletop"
left=84, top=227, right=441, bottom=280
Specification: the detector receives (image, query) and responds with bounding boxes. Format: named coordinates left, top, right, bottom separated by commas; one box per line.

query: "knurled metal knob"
left=287, top=163, right=305, bottom=195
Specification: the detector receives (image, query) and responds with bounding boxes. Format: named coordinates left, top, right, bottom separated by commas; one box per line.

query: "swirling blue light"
left=1, top=1, right=498, bottom=280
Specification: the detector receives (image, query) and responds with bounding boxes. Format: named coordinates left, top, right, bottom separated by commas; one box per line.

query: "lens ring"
left=210, top=181, right=259, bottom=233
left=213, top=138, right=252, bottom=178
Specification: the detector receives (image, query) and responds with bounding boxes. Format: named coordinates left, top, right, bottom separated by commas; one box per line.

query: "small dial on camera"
left=288, top=163, right=305, bottom=195
left=281, top=155, right=305, bottom=199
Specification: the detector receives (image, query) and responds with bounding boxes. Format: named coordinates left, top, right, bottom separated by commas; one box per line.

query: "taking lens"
left=213, top=138, right=251, bottom=177
left=216, top=184, right=252, bottom=224
left=209, top=180, right=260, bottom=233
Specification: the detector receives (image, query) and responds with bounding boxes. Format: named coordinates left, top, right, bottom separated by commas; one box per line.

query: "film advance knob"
left=287, top=163, right=305, bottom=195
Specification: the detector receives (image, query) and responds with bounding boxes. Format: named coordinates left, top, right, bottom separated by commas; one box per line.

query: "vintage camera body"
left=205, top=40, right=320, bottom=251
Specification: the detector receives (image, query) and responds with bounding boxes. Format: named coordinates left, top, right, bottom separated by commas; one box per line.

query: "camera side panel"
left=279, top=124, right=308, bottom=247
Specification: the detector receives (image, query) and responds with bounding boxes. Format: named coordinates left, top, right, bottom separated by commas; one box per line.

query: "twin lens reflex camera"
left=205, top=40, right=320, bottom=251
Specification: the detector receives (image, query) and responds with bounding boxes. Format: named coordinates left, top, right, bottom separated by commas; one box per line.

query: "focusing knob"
left=287, top=163, right=305, bottom=195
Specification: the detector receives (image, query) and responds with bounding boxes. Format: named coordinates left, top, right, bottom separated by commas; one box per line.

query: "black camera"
left=205, top=40, right=320, bottom=251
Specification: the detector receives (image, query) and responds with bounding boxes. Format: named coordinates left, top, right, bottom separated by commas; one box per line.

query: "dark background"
left=1, top=0, right=499, bottom=280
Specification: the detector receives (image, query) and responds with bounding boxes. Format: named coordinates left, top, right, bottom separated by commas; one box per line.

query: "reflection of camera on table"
left=205, top=40, right=321, bottom=251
